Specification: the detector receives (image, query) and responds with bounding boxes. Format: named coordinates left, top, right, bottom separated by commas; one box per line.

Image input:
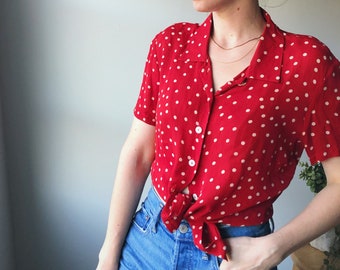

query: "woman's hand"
left=96, top=260, right=118, bottom=270
left=219, top=235, right=282, bottom=270
left=96, top=246, right=119, bottom=270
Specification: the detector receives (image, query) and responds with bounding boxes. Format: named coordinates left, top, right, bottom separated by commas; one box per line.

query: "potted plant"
left=291, top=161, right=340, bottom=270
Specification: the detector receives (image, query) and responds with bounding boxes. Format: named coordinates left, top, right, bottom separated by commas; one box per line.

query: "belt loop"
left=152, top=204, right=163, bottom=234
left=150, top=188, right=164, bottom=234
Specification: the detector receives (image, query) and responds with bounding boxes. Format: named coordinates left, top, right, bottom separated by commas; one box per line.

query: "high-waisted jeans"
left=119, top=187, right=278, bottom=270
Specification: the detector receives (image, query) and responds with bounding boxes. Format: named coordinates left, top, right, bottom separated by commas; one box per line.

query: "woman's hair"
left=260, top=0, right=288, bottom=8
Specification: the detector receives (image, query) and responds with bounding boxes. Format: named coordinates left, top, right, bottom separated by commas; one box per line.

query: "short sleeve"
left=303, top=55, right=340, bottom=164
left=133, top=37, right=160, bottom=126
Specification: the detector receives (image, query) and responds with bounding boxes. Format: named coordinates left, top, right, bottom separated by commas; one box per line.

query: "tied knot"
left=161, top=192, right=193, bottom=231
left=192, top=222, right=228, bottom=259
left=161, top=192, right=229, bottom=260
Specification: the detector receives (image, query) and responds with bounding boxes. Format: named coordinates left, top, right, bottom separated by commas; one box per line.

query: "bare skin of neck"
left=212, top=1, right=265, bottom=47
left=209, top=1, right=266, bottom=91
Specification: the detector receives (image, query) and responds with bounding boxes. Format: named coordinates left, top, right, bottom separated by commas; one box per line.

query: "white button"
left=188, top=159, right=196, bottom=167
left=193, top=193, right=198, bottom=201
left=179, top=224, right=188, bottom=234
left=195, top=126, right=203, bottom=134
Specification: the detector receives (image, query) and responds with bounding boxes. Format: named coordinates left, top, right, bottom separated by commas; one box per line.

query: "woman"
left=97, top=0, right=340, bottom=269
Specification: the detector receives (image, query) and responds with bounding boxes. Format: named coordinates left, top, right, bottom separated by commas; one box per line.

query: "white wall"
left=1, top=1, right=339, bottom=269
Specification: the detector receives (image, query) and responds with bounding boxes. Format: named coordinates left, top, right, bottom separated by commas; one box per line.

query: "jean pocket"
left=132, top=202, right=153, bottom=233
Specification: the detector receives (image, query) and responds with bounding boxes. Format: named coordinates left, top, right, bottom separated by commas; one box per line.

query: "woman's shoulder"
left=283, top=31, right=335, bottom=60
left=152, top=20, right=201, bottom=47
left=280, top=30, right=340, bottom=77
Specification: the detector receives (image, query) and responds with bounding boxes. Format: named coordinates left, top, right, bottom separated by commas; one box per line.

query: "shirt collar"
left=247, top=10, right=284, bottom=83
left=179, top=14, right=212, bottom=63
left=180, top=10, right=284, bottom=83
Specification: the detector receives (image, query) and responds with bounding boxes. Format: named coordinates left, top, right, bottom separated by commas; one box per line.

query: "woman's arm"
left=221, top=156, right=340, bottom=270
left=96, top=117, right=155, bottom=270
left=273, top=156, right=340, bottom=258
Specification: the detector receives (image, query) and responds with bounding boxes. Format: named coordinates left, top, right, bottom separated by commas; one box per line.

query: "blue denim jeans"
left=119, top=188, right=278, bottom=270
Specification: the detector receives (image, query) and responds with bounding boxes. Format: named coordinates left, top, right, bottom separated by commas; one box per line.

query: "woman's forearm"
left=271, top=181, right=340, bottom=262
left=100, top=155, right=149, bottom=260
left=97, top=118, right=155, bottom=269
left=269, top=157, right=340, bottom=265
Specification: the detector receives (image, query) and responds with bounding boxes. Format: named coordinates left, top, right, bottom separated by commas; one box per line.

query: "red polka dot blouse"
left=134, top=10, right=340, bottom=258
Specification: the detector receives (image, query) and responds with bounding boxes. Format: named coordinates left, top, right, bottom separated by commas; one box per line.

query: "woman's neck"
left=211, top=3, right=265, bottom=49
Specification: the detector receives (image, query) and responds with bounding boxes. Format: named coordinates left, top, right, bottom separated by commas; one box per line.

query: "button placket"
left=188, top=124, right=204, bottom=170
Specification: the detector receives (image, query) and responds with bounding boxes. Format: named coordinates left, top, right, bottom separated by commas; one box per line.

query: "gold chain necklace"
left=209, top=39, right=259, bottom=64
left=211, top=34, right=261, bottom=51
